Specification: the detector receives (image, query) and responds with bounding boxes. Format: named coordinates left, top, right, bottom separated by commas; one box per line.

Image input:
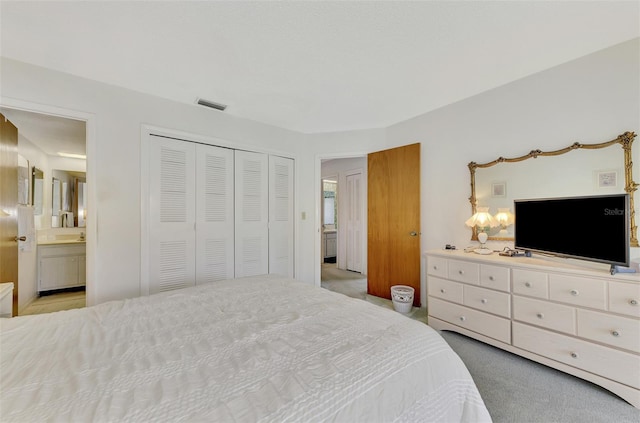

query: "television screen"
left=514, top=194, right=629, bottom=266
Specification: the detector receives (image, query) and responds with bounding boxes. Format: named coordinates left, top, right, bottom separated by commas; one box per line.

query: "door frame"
left=0, top=97, right=97, bottom=306
left=314, top=152, right=367, bottom=287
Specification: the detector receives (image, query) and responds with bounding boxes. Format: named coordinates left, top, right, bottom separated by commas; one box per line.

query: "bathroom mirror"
left=469, top=131, right=638, bottom=247
left=32, top=167, right=43, bottom=215
left=51, top=169, right=87, bottom=228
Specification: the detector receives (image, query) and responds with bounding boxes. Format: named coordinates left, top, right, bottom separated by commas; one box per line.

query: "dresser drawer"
left=549, top=274, right=606, bottom=310
left=609, top=281, right=640, bottom=318
left=577, top=309, right=640, bottom=353
left=512, top=269, right=548, bottom=299
left=448, top=259, right=479, bottom=285
left=427, top=277, right=463, bottom=304
left=463, top=285, right=511, bottom=318
left=427, top=256, right=448, bottom=278
left=429, top=297, right=511, bottom=343
left=513, top=322, right=640, bottom=389
left=480, top=264, right=510, bottom=292
left=513, top=295, right=576, bottom=335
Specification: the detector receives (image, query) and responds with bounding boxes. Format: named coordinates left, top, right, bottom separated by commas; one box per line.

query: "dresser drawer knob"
left=481, top=299, right=488, bottom=304
left=433, top=265, right=438, bottom=270
left=459, top=316, right=466, bottom=322
left=440, top=288, right=446, bottom=294
left=570, top=289, right=579, bottom=296
left=458, top=270, right=464, bottom=275
left=611, top=330, right=620, bottom=337
left=524, top=282, right=531, bottom=288
left=536, top=313, right=544, bottom=319
left=570, top=352, right=578, bottom=359
left=630, top=299, right=638, bottom=306
left=489, top=276, right=495, bottom=281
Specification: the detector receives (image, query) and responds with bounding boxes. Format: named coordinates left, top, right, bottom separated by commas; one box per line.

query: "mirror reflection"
left=32, top=167, right=44, bottom=215
left=51, top=169, right=86, bottom=228
left=469, top=132, right=637, bottom=246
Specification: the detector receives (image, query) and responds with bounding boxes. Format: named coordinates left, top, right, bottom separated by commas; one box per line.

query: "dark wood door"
left=367, top=143, right=420, bottom=306
left=0, top=113, right=19, bottom=316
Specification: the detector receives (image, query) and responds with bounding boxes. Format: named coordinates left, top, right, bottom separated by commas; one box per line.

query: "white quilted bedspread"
left=0, top=276, right=491, bottom=422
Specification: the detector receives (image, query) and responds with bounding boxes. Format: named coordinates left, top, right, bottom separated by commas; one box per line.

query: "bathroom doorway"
left=0, top=104, right=91, bottom=315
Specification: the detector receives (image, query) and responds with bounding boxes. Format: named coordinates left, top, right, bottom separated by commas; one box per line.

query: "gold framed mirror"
left=468, top=131, right=638, bottom=247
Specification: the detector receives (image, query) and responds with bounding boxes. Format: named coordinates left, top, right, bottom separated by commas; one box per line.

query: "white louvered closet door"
left=235, top=150, right=269, bottom=277
left=269, top=156, right=294, bottom=277
left=148, top=136, right=196, bottom=294
left=195, top=144, right=235, bottom=284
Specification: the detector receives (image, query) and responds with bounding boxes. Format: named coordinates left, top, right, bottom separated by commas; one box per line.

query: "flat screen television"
left=514, top=194, right=629, bottom=267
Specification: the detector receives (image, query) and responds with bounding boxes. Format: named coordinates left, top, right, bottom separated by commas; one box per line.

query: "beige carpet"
left=321, top=263, right=427, bottom=323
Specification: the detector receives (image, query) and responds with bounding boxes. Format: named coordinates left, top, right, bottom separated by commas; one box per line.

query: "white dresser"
left=426, top=249, right=640, bottom=408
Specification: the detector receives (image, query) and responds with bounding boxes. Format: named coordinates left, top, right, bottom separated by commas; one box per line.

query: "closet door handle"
left=14, top=236, right=26, bottom=242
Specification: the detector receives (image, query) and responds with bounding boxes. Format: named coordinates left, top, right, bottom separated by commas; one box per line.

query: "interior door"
left=235, top=150, right=269, bottom=277
left=367, top=143, right=420, bottom=305
left=195, top=144, right=235, bottom=284
left=148, top=136, right=197, bottom=294
left=268, top=155, right=294, bottom=277
left=0, top=113, right=19, bottom=315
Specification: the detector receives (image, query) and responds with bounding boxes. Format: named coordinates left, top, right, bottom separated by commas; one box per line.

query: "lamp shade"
left=465, top=207, right=498, bottom=229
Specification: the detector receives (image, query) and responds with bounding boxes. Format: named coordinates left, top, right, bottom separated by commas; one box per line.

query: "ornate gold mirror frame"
left=468, top=131, right=638, bottom=247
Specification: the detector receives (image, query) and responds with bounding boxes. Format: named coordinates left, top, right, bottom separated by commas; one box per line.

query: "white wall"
left=2, top=37, right=638, bottom=306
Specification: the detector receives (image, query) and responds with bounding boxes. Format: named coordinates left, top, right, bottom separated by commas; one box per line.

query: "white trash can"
left=390, top=285, right=414, bottom=313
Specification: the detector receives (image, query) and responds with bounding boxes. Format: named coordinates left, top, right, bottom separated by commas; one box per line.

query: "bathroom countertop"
left=37, top=239, right=86, bottom=246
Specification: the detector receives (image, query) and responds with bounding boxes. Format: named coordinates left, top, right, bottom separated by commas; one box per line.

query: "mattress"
left=0, top=275, right=491, bottom=422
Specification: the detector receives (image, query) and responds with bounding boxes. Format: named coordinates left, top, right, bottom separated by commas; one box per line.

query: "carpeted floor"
left=321, top=263, right=427, bottom=323
left=441, top=331, right=640, bottom=423
left=321, top=264, right=640, bottom=422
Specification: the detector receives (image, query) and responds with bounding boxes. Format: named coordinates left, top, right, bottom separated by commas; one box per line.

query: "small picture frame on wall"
left=595, top=170, right=618, bottom=189
left=491, top=181, right=506, bottom=198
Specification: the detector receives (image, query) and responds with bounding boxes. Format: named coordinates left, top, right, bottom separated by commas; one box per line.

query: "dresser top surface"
left=425, top=249, right=640, bottom=283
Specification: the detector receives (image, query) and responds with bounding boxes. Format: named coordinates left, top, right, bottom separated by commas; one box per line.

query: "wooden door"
left=368, top=143, right=420, bottom=305
left=0, top=113, right=18, bottom=315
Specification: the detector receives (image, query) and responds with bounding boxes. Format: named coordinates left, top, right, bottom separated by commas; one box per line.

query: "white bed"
left=0, top=275, right=491, bottom=422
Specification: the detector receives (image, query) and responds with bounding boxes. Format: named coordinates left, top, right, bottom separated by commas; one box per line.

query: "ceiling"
left=1, top=1, right=639, bottom=137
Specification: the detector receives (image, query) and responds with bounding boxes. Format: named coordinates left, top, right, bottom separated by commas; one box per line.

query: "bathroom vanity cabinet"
left=37, top=243, right=86, bottom=292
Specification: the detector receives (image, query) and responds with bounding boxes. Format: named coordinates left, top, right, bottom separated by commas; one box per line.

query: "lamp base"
left=473, top=248, right=493, bottom=255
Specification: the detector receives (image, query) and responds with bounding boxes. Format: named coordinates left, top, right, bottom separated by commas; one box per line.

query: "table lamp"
left=465, top=207, right=498, bottom=254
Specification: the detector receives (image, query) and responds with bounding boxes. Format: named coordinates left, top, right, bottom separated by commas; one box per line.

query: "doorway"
left=315, top=145, right=421, bottom=308
left=319, top=157, right=366, bottom=286
left=0, top=100, right=94, bottom=314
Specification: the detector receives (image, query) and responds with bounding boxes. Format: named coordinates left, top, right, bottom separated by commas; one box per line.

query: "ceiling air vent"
left=196, top=98, right=227, bottom=111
